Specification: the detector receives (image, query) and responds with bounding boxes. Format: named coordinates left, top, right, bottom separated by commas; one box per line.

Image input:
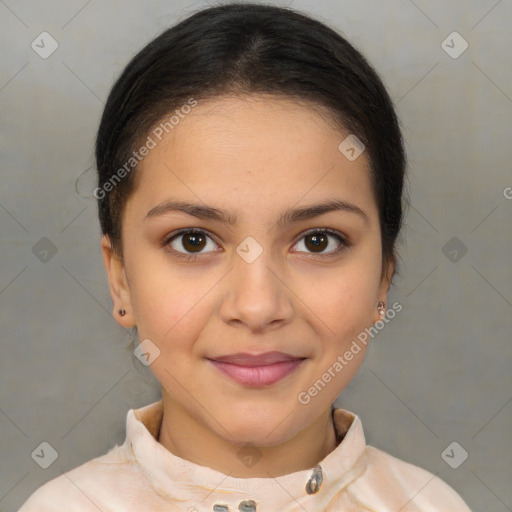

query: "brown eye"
left=293, top=229, right=347, bottom=256
left=166, top=229, right=218, bottom=256
left=304, top=233, right=329, bottom=253
left=181, top=232, right=207, bottom=252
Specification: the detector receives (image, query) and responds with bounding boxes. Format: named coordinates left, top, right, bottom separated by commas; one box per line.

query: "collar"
left=124, top=400, right=368, bottom=511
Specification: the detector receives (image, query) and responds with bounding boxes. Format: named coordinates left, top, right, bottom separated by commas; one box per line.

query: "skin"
left=101, top=94, right=394, bottom=478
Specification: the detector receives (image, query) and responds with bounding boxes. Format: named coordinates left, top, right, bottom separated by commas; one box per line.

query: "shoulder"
left=18, top=444, right=143, bottom=511
left=349, top=445, right=472, bottom=511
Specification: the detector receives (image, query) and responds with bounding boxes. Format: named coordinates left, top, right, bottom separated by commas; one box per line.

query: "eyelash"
left=162, top=228, right=349, bottom=262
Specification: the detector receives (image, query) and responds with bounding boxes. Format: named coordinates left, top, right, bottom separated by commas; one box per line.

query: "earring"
left=377, top=301, right=386, bottom=318
left=119, top=308, right=126, bottom=317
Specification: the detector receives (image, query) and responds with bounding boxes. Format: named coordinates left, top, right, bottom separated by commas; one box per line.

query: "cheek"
left=128, top=259, right=215, bottom=347
left=298, top=269, right=378, bottom=398
left=297, top=264, right=380, bottom=341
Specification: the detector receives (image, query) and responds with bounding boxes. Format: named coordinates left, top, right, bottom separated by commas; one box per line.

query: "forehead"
left=127, top=94, right=377, bottom=222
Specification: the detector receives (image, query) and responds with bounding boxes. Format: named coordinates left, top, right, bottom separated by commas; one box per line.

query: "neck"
left=157, top=390, right=338, bottom=478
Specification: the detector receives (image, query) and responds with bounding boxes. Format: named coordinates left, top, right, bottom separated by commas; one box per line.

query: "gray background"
left=1, top=0, right=511, bottom=510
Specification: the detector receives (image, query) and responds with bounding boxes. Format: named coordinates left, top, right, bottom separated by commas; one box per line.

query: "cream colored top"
left=19, top=400, right=472, bottom=511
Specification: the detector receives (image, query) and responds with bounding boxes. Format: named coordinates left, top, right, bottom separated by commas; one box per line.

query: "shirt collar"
left=124, top=400, right=368, bottom=510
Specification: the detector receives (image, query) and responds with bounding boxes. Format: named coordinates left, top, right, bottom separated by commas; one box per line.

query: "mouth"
left=206, top=351, right=307, bottom=388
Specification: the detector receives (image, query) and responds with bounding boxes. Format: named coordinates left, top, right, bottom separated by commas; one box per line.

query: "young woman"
left=20, top=3, right=472, bottom=510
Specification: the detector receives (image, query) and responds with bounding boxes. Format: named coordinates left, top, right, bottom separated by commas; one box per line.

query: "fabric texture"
left=19, top=400, right=472, bottom=511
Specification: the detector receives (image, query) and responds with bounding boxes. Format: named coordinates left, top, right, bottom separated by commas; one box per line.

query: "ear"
left=373, top=258, right=395, bottom=324
left=101, top=235, right=135, bottom=328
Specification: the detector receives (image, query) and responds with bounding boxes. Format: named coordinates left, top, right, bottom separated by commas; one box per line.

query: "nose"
left=219, top=245, right=294, bottom=333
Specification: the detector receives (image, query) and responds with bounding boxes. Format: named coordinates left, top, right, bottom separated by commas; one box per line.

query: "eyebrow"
left=144, top=198, right=369, bottom=228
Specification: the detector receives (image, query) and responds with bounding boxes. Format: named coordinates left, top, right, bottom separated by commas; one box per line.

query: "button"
left=213, top=505, right=229, bottom=512
left=238, top=500, right=256, bottom=511
left=305, top=464, right=323, bottom=494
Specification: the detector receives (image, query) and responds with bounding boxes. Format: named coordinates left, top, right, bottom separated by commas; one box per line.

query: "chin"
left=214, top=410, right=303, bottom=448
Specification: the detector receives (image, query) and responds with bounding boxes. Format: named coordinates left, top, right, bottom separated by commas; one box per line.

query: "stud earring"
left=119, top=308, right=126, bottom=317
left=377, top=301, right=386, bottom=317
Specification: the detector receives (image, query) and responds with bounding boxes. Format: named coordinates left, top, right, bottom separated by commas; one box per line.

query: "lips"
left=208, top=351, right=305, bottom=366
left=207, top=351, right=307, bottom=387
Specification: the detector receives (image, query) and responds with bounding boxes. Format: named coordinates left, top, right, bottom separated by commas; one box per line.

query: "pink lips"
left=207, top=351, right=306, bottom=387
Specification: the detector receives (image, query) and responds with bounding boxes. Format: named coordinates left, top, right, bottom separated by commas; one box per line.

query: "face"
left=102, top=94, right=393, bottom=447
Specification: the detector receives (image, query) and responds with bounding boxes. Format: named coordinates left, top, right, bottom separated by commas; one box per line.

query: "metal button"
left=213, top=505, right=229, bottom=512
left=238, top=500, right=256, bottom=511
left=305, top=464, right=323, bottom=494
